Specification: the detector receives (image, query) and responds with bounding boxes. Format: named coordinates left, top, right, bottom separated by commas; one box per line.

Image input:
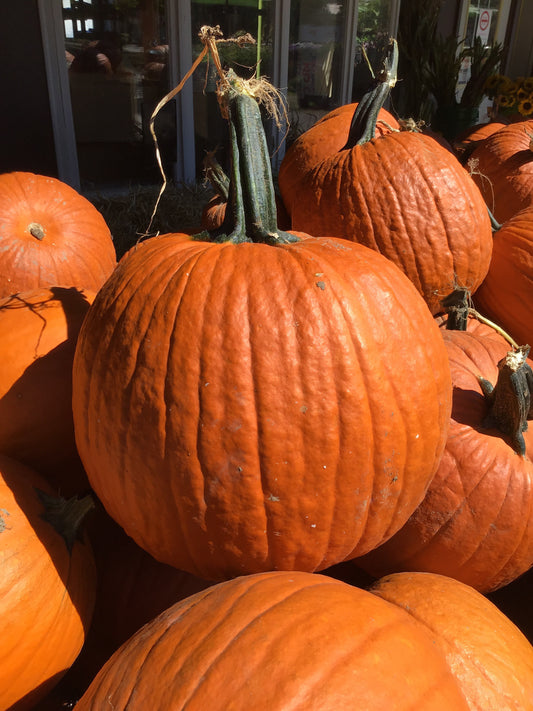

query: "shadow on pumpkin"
left=0, top=455, right=96, bottom=711
left=0, top=286, right=93, bottom=496
left=451, top=385, right=533, bottom=456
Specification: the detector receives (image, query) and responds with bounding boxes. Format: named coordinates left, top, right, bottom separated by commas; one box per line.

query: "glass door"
left=62, top=0, right=175, bottom=191
left=286, top=0, right=346, bottom=139
left=190, top=1, right=275, bottom=173
left=457, top=0, right=512, bottom=121
left=352, top=0, right=398, bottom=101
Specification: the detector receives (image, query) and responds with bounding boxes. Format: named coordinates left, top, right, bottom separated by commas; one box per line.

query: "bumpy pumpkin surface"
left=280, top=100, right=399, bottom=175
left=278, top=43, right=493, bottom=315
left=372, top=571, right=533, bottom=710
left=358, top=317, right=533, bottom=592
left=72, top=232, right=452, bottom=580
left=0, top=171, right=116, bottom=298
left=474, top=205, right=533, bottom=349
left=469, top=120, right=533, bottom=223
left=73, top=571, right=469, bottom=710
left=0, top=286, right=94, bottom=494
left=0, top=455, right=96, bottom=711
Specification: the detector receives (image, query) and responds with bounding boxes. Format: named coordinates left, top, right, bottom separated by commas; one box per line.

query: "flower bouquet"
left=485, top=74, right=533, bottom=119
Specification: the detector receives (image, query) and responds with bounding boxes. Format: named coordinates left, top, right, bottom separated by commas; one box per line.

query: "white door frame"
left=38, top=0, right=80, bottom=190
left=39, top=0, right=197, bottom=190
left=40, top=0, right=402, bottom=190
left=456, top=0, right=513, bottom=45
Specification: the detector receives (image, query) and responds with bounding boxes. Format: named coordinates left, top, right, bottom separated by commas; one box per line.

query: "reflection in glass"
left=286, top=0, right=345, bottom=141
left=63, top=0, right=173, bottom=190
left=190, top=0, right=274, bottom=174
left=352, top=0, right=393, bottom=101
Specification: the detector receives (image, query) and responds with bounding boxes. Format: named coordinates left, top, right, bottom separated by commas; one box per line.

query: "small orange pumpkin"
left=0, top=455, right=96, bottom=710
left=0, top=286, right=94, bottom=495
left=0, top=171, right=116, bottom=298
left=372, top=571, right=533, bottom=709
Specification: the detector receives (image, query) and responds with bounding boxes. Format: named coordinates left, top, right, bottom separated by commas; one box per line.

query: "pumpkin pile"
left=2, top=28, right=533, bottom=711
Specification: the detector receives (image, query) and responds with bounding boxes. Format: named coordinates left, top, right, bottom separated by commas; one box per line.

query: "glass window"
left=286, top=0, right=346, bottom=140
left=190, top=0, right=274, bottom=173
left=352, top=0, right=394, bottom=101
left=63, top=0, right=173, bottom=191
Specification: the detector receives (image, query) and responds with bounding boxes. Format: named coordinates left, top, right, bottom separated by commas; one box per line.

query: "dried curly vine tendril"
left=142, top=26, right=288, bottom=240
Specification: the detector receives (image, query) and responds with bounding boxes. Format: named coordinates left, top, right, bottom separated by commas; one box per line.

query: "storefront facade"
left=2, top=0, right=531, bottom=194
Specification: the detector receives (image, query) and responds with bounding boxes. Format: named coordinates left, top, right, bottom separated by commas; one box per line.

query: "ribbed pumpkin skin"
left=0, top=172, right=116, bottom=298
left=372, top=572, right=533, bottom=710
left=474, top=205, right=533, bottom=348
left=281, top=102, right=399, bottom=174
left=454, top=121, right=506, bottom=150
left=0, top=287, right=94, bottom=494
left=469, top=120, right=533, bottom=223
left=74, top=571, right=469, bottom=711
left=0, top=455, right=96, bottom=711
left=72, top=232, right=452, bottom=581
left=357, top=318, right=533, bottom=592
left=279, top=131, right=493, bottom=315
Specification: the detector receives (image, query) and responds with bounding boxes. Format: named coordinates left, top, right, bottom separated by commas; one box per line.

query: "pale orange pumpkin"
left=0, top=455, right=96, bottom=710
left=0, top=171, right=116, bottom=298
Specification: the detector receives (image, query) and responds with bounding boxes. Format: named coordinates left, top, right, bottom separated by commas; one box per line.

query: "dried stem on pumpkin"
left=141, top=25, right=288, bottom=240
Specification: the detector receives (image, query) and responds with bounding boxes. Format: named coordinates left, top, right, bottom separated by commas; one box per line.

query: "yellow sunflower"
left=484, top=73, right=502, bottom=96
left=498, top=93, right=516, bottom=109
left=518, top=97, right=533, bottom=117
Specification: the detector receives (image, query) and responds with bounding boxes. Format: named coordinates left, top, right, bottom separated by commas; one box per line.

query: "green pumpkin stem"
left=488, top=208, right=502, bottom=232
left=441, top=287, right=521, bottom=350
left=479, top=346, right=533, bottom=457
left=343, top=38, right=398, bottom=150
left=195, top=71, right=297, bottom=246
left=36, top=489, right=94, bottom=553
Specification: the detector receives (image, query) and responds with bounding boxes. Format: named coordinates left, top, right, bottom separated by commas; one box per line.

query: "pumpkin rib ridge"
left=368, top=145, right=423, bottom=288
left=246, top=247, right=291, bottom=565
left=455, top=463, right=531, bottom=585
left=162, top=261, right=212, bottom=569
left=371, top=138, right=431, bottom=294
left=280, top=243, right=348, bottom=565
left=166, top=245, right=229, bottom=569
left=384, top=136, right=458, bottom=296
left=79, top=247, right=181, bottom=517
left=292, top=241, right=383, bottom=557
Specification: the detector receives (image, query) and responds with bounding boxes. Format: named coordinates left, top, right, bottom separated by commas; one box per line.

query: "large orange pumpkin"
left=0, top=171, right=116, bottom=298
left=72, top=71, right=452, bottom=581
left=0, top=455, right=96, bottom=710
left=357, top=315, right=533, bottom=592
left=278, top=40, right=493, bottom=315
left=0, top=286, right=94, bottom=494
left=469, top=119, right=533, bottom=223
left=372, top=571, right=533, bottom=709
left=473, top=205, right=533, bottom=349
left=73, top=570, right=470, bottom=710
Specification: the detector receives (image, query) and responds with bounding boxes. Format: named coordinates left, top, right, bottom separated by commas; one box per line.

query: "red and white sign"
left=476, top=9, right=492, bottom=44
